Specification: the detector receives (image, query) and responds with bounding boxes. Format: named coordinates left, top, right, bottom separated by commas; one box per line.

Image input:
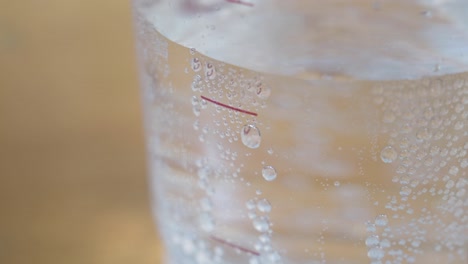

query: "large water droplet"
left=257, top=198, right=272, bottom=213
left=241, top=124, right=261, bottom=149
left=262, top=166, right=277, bottom=181
left=380, top=146, right=398, bottom=163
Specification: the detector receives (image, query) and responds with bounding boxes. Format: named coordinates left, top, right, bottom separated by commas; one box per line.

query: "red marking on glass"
left=226, top=0, right=254, bottom=7
left=210, top=235, right=260, bottom=256
left=201, top=95, right=258, bottom=116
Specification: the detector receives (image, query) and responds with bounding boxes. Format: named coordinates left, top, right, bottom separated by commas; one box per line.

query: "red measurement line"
left=210, top=236, right=260, bottom=256
left=201, top=95, right=258, bottom=116
left=226, top=0, right=254, bottom=7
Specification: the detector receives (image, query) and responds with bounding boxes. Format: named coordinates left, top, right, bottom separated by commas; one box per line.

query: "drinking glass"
left=132, top=1, right=468, bottom=263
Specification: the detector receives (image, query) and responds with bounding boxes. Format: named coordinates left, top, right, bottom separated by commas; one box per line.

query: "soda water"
left=133, top=1, right=468, bottom=263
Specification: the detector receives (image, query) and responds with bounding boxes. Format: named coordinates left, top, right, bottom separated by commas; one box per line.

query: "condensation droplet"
left=380, top=146, right=398, bottom=163
left=257, top=198, right=272, bottom=213
left=375, top=214, right=388, bottom=226
left=262, top=166, right=277, bottom=181
left=241, top=124, right=261, bottom=149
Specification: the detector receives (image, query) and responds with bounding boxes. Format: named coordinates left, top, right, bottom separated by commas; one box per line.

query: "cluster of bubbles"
left=245, top=197, right=282, bottom=264
left=372, top=74, right=467, bottom=263
left=365, top=214, right=389, bottom=263
left=188, top=49, right=282, bottom=263
left=171, top=231, right=225, bottom=264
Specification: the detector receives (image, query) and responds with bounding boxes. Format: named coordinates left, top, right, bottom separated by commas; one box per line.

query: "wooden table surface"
left=0, top=1, right=162, bottom=263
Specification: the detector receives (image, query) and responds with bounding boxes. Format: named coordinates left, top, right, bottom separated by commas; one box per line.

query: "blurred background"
left=0, top=1, right=162, bottom=263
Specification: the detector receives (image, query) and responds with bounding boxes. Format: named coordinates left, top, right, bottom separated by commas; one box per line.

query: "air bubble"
left=204, top=62, right=216, bottom=80
left=259, top=234, right=271, bottom=243
left=449, top=166, right=459, bottom=175
left=383, top=111, right=396, bottom=123
left=200, top=198, right=213, bottom=211
left=416, top=128, right=432, bottom=141
left=199, top=213, right=215, bottom=232
left=411, top=240, right=421, bottom=248
left=241, top=124, right=261, bottom=149
left=380, top=146, right=398, bottom=163
left=445, top=180, right=455, bottom=189
left=421, top=10, right=432, bottom=18
left=366, top=221, right=377, bottom=233
left=191, top=57, right=202, bottom=72
left=461, top=159, right=468, bottom=169
left=366, top=235, right=380, bottom=247
left=454, top=121, right=464, bottom=130
left=253, top=216, right=270, bottom=232
left=334, top=181, right=341, bottom=187
left=375, top=214, right=388, bottom=226
left=256, top=85, right=271, bottom=100
left=262, top=166, right=277, bottom=181
left=248, top=212, right=257, bottom=219
left=245, top=198, right=258, bottom=210
left=257, top=198, right=272, bottom=213
left=380, top=239, right=391, bottom=248
left=193, top=104, right=201, bottom=116
left=367, top=247, right=385, bottom=260
left=400, top=186, right=412, bottom=196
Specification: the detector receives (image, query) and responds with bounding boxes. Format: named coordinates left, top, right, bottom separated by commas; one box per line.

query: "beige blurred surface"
left=0, top=1, right=162, bottom=263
